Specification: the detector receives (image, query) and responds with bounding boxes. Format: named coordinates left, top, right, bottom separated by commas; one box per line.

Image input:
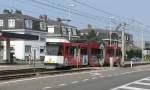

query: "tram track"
left=0, top=68, right=93, bottom=81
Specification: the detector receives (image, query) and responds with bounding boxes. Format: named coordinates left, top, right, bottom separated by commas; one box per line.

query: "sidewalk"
left=123, top=61, right=150, bottom=67
left=1, top=61, right=150, bottom=71
left=0, top=64, right=45, bottom=71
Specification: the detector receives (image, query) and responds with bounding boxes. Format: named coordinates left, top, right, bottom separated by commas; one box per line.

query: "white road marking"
left=121, top=72, right=130, bottom=75
left=100, top=75, right=105, bottom=78
left=0, top=68, right=117, bottom=85
left=108, top=75, right=113, bottom=77
left=118, top=86, right=149, bottom=90
left=90, top=72, right=101, bottom=76
left=138, top=69, right=142, bottom=71
left=58, top=84, right=67, bottom=87
left=0, top=70, right=99, bottom=85
left=82, top=79, right=89, bottom=82
left=42, top=87, right=52, bottom=89
left=111, top=77, right=150, bottom=90
left=134, top=82, right=150, bottom=86
left=113, top=74, right=119, bottom=76
left=91, top=77, right=97, bottom=80
left=71, top=81, right=79, bottom=84
left=143, top=78, right=150, bottom=81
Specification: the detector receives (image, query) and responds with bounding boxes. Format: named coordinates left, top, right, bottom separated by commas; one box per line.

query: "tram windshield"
left=46, top=44, right=63, bottom=56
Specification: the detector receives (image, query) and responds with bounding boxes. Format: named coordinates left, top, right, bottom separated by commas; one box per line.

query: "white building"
left=46, top=19, right=80, bottom=43
left=0, top=10, right=47, bottom=62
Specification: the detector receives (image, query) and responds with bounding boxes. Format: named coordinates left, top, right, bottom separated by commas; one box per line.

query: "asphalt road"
left=0, top=65, right=150, bottom=90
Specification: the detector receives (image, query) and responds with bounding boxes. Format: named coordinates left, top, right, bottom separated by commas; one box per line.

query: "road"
left=0, top=65, right=150, bottom=90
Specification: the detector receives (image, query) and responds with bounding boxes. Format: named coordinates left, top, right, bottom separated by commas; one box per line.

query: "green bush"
left=126, top=49, right=142, bottom=59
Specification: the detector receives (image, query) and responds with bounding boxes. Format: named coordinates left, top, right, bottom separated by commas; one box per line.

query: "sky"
left=0, top=0, right=149, bottom=29
left=1, top=0, right=150, bottom=41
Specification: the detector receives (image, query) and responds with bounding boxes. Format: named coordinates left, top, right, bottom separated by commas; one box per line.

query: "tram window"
left=46, top=45, right=63, bottom=56
left=69, top=47, right=75, bottom=56
left=92, top=49, right=102, bottom=55
left=58, top=46, right=63, bottom=56
left=67, top=46, right=77, bottom=56
left=92, top=49, right=103, bottom=60
left=107, top=49, right=114, bottom=56
left=92, top=49, right=99, bottom=54
left=116, top=49, right=122, bottom=56
left=81, top=48, right=87, bottom=55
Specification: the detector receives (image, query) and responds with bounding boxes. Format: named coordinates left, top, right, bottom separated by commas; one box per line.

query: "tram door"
left=67, top=46, right=78, bottom=66
left=81, top=48, right=88, bottom=65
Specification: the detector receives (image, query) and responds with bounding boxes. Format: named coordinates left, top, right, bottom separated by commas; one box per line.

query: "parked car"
left=131, top=57, right=140, bottom=61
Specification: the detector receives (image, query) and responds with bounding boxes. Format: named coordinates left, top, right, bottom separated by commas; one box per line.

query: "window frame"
left=8, top=19, right=15, bottom=28
left=40, top=22, right=47, bottom=30
left=25, top=45, right=31, bottom=53
left=0, top=20, right=4, bottom=27
left=25, top=20, right=33, bottom=29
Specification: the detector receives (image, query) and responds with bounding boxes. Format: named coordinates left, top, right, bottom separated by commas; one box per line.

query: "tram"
left=44, top=41, right=121, bottom=68
left=44, top=41, right=103, bottom=68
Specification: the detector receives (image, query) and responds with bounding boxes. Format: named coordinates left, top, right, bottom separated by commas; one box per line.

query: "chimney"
left=15, top=10, right=22, bottom=15
left=39, top=15, right=48, bottom=22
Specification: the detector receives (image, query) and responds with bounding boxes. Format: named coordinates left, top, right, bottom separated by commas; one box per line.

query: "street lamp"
left=121, top=22, right=127, bottom=66
left=67, top=4, right=75, bottom=41
left=109, top=17, right=114, bottom=46
left=141, top=25, right=145, bottom=61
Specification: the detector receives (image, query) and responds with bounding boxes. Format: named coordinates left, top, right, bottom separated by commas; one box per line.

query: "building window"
left=40, top=46, right=45, bottom=53
left=68, top=28, right=72, bottom=35
left=54, top=26, right=61, bottom=34
left=62, top=27, right=67, bottom=35
left=40, top=56, right=44, bottom=61
left=25, top=20, right=33, bottom=29
left=0, top=20, right=4, bottom=27
left=40, top=22, right=47, bottom=30
left=40, top=37, right=46, bottom=42
left=8, top=19, right=15, bottom=28
left=72, top=28, right=77, bottom=35
left=25, top=56, right=29, bottom=61
left=25, top=45, right=31, bottom=53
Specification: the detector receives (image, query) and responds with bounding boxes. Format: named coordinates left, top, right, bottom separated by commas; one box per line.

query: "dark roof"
left=0, top=13, right=41, bottom=21
left=47, top=19, right=76, bottom=28
left=47, top=19, right=67, bottom=26
left=0, top=31, right=38, bottom=40
left=81, top=28, right=133, bottom=36
left=80, top=28, right=109, bottom=33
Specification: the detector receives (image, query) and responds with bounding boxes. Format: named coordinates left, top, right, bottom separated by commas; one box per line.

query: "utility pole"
left=109, top=17, right=113, bottom=46
left=141, top=27, right=144, bottom=61
left=121, top=23, right=126, bottom=66
left=68, top=4, right=75, bottom=41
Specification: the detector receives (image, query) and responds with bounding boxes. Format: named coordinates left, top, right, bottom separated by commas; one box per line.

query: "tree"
left=87, top=30, right=97, bottom=40
left=3, top=9, right=12, bottom=14
left=126, top=49, right=142, bottom=59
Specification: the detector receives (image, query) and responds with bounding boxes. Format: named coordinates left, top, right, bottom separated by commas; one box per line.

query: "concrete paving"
left=0, top=65, right=150, bottom=90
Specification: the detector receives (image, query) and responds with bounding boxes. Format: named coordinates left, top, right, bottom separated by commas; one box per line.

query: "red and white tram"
left=44, top=41, right=103, bottom=68
left=44, top=41, right=121, bottom=68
